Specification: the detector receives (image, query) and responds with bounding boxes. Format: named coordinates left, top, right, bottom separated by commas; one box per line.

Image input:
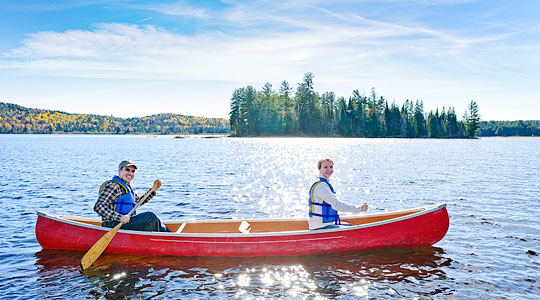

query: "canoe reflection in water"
left=34, top=246, right=453, bottom=299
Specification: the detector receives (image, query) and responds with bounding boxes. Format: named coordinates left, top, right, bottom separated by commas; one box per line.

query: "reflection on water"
left=1, top=135, right=539, bottom=299
left=35, top=247, right=450, bottom=299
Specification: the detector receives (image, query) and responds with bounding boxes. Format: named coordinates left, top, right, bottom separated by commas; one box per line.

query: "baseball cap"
left=118, top=160, right=137, bottom=170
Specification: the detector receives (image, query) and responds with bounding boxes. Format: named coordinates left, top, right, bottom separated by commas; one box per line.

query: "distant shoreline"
left=3, top=102, right=538, bottom=137
left=3, top=133, right=538, bottom=139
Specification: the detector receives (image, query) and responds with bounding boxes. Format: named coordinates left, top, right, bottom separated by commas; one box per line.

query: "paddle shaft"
left=80, top=183, right=158, bottom=270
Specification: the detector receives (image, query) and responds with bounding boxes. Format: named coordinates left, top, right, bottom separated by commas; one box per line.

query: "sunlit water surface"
left=0, top=135, right=538, bottom=299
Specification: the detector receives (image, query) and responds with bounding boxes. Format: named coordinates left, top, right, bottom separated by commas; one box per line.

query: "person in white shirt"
left=308, top=158, right=368, bottom=230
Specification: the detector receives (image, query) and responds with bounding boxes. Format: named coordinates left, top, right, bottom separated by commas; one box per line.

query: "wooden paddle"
left=80, top=180, right=160, bottom=270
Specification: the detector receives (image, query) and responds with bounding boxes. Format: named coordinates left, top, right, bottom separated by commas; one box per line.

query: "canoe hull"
left=36, top=204, right=449, bottom=257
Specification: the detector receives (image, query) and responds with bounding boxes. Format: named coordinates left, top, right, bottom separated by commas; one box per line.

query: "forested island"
left=229, top=73, right=539, bottom=138
left=0, top=102, right=229, bottom=134
left=1, top=77, right=538, bottom=137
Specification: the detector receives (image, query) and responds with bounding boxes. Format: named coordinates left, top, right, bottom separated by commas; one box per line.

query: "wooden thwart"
left=175, top=223, right=187, bottom=233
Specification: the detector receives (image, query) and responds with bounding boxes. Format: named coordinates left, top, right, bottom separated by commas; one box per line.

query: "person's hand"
left=361, top=203, right=368, bottom=212
left=153, top=179, right=162, bottom=190
left=120, top=214, right=130, bottom=224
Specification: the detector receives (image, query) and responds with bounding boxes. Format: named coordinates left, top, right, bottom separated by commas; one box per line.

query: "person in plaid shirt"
left=94, top=160, right=170, bottom=232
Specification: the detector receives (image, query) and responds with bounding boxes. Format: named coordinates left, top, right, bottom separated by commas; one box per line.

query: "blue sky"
left=1, top=0, right=539, bottom=120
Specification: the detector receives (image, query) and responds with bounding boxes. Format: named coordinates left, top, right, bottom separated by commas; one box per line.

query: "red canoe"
left=36, top=203, right=449, bottom=257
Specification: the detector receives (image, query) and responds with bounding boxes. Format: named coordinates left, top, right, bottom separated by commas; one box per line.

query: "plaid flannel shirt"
left=93, top=179, right=155, bottom=222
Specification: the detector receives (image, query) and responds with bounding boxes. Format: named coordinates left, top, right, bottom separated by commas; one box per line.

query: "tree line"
left=479, top=120, right=540, bottom=136
left=0, top=102, right=230, bottom=134
left=229, top=73, right=483, bottom=138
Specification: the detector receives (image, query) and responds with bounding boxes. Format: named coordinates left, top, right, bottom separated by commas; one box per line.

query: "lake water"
left=0, top=134, right=539, bottom=299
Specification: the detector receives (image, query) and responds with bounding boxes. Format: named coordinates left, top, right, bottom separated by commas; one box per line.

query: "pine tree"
left=295, top=73, right=321, bottom=135
left=242, top=86, right=257, bottom=135
left=413, top=100, right=427, bottom=137
left=337, top=97, right=350, bottom=136
left=384, top=101, right=401, bottom=137
left=229, top=88, right=243, bottom=135
left=464, top=100, right=481, bottom=138
left=321, top=91, right=336, bottom=136
left=400, top=100, right=415, bottom=137
left=257, top=83, right=282, bottom=135
left=279, top=81, right=297, bottom=135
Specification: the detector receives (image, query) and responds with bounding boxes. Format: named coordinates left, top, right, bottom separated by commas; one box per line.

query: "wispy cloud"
left=136, top=17, right=152, bottom=23
left=1, top=0, right=539, bottom=119
left=131, top=1, right=208, bottom=19
left=1, top=1, right=536, bottom=97
left=3, top=0, right=120, bottom=12
left=3, top=7, right=489, bottom=83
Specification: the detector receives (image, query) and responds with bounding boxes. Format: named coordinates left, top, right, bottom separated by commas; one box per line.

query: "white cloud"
left=3, top=15, right=477, bottom=82
left=132, top=1, right=208, bottom=19
left=1, top=0, right=539, bottom=120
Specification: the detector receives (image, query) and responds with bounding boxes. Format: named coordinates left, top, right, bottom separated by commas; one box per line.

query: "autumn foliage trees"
left=0, top=102, right=229, bottom=134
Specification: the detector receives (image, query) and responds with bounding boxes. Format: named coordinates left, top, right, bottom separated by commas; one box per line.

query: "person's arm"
left=314, top=183, right=366, bottom=213
left=135, top=190, right=155, bottom=205
left=94, top=182, right=124, bottom=222
left=134, top=179, right=162, bottom=205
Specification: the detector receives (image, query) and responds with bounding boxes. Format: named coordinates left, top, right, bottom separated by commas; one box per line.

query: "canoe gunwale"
left=36, top=203, right=446, bottom=238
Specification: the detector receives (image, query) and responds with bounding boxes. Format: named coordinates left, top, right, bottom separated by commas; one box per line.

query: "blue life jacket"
left=99, top=176, right=137, bottom=216
left=309, top=177, right=341, bottom=225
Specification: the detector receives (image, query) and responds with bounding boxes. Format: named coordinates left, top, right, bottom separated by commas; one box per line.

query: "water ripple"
left=0, top=135, right=539, bottom=299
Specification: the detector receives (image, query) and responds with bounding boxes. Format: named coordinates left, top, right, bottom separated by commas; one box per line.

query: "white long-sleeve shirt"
left=308, top=174, right=365, bottom=230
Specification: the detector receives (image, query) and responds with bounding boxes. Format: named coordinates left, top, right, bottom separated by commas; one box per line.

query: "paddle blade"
left=80, top=224, right=121, bottom=270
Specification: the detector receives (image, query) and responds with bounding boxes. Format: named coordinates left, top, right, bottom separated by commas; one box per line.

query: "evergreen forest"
left=480, top=120, right=540, bottom=136
left=229, top=73, right=485, bottom=138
